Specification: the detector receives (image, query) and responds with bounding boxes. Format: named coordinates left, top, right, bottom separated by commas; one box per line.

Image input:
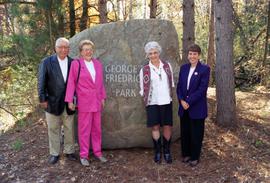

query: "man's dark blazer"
left=176, top=61, right=210, bottom=119
left=38, top=54, right=75, bottom=116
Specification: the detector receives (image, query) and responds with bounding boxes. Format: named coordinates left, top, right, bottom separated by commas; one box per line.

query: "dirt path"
left=0, top=89, right=269, bottom=182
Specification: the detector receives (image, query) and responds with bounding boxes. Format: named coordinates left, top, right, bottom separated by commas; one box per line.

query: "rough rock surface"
left=69, top=19, right=181, bottom=148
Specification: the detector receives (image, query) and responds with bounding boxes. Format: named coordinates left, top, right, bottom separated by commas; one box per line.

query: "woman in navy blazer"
left=177, top=44, right=210, bottom=167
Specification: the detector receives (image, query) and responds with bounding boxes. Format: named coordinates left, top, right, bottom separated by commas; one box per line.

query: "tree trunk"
left=42, top=0, right=54, bottom=52
left=149, top=0, right=157, bottom=18
left=80, top=0, right=88, bottom=31
left=207, top=0, right=215, bottom=86
left=69, top=0, right=76, bottom=37
left=57, top=13, right=64, bottom=37
left=129, top=0, right=133, bottom=19
left=263, top=1, right=270, bottom=67
left=262, top=1, right=270, bottom=87
left=143, top=0, right=147, bottom=19
left=109, top=0, right=118, bottom=21
left=182, top=0, right=195, bottom=63
left=123, top=0, right=128, bottom=20
left=4, top=4, right=12, bottom=34
left=57, top=0, right=65, bottom=37
left=117, top=0, right=123, bottom=20
left=99, top=0, right=107, bottom=23
left=215, top=0, right=236, bottom=127
left=0, top=7, right=4, bottom=37
left=47, top=10, right=54, bottom=52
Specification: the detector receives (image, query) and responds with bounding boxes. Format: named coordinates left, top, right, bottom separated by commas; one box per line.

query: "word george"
left=105, top=64, right=141, bottom=74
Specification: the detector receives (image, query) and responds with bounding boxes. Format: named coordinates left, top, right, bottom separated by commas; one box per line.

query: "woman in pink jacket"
left=65, top=40, right=107, bottom=166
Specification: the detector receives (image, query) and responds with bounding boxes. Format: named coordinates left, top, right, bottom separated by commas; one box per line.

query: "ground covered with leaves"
left=0, top=88, right=269, bottom=183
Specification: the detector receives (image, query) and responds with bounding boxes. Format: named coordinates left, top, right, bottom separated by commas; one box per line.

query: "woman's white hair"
left=55, top=37, right=69, bottom=47
left=144, top=41, right=162, bottom=54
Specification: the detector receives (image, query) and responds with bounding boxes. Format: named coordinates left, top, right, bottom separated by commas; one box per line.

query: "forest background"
left=0, top=0, right=269, bottom=182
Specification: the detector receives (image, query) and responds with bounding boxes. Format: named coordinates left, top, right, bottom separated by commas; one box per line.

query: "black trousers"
left=180, top=110, right=205, bottom=161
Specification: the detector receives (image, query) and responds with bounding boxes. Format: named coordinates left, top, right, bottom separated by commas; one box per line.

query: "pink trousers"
left=78, top=111, right=102, bottom=158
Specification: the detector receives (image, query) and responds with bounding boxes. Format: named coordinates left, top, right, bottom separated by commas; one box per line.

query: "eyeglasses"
left=82, top=48, right=93, bottom=52
left=57, top=46, right=70, bottom=49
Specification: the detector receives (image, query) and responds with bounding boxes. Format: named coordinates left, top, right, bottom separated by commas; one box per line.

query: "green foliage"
left=0, top=65, right=38, bottom=119
left=0, top=36, right=15, bottom=53
left=1, top=1, right=64, bottom=123
left=0, top=2, right=55, bottom=127
left=2, top=1, right=70, bottom=67
left=17, top=119, right=28, bottom=128
left=15, top=111, right=25, bottom=118
left=233, top=0, right=268, bottom=88
left=254, top=139, right=263, bottom=148
left=12, top=139, right=23, bottom=151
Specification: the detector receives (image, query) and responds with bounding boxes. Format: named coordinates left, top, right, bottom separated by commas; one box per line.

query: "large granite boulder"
left=69, top=19, right=180, bottom=149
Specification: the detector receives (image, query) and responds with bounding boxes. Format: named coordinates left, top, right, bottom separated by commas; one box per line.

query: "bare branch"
left=0, top=106, right=18, bottom=119
left=0, top=0, right=36, bottom=5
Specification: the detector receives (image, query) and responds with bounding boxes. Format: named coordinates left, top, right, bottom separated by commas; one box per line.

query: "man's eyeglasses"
left=57, top=46, right=70, bottom=49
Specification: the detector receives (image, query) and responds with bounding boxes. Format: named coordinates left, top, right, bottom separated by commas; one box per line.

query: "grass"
left=17, top=119, right=28, bottom=128
left=12, top=139, right=23, bottom=151
left=254, top=140, right=263, bottom=148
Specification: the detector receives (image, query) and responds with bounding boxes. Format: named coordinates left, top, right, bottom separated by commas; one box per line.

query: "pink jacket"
left=65, top=58, right=106, bottom=112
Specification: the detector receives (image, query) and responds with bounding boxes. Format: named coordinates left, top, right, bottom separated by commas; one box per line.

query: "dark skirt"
left=146, top=102, right=173, bottom=127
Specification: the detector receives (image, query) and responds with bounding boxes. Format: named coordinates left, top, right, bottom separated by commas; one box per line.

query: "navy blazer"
left=176, top=61, right=210, bottom=119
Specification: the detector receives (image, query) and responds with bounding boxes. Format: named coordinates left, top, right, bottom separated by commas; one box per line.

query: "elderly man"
left=38, top=37, right=77, bottom=164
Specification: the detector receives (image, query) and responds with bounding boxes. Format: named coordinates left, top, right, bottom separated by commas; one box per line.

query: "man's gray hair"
left=144, top=41, right=162, bottom=54
left=55, top=37, right=69, bottom=47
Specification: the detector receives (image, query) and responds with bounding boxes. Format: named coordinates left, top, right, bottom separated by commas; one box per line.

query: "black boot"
left=152, top=137, right=161, bottom=164
left=163, top=136, right=172, bottom=164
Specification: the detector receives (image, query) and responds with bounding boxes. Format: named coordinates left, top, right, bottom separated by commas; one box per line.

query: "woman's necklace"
left=151, top=60, right=162, bottom=81
left=152, top=67, right=162, bottom=81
